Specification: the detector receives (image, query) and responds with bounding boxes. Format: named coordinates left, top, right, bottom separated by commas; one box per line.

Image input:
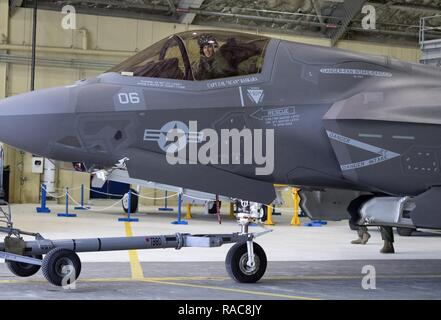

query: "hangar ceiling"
left=12, top=0, right=441, bottom=45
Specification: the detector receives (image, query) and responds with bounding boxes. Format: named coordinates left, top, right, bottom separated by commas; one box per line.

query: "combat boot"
left=380, top=241, right=395, bottom=254
left=351, top=226, right=371, bottom=244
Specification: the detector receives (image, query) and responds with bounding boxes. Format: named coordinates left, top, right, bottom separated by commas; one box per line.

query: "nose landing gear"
left=225, top=201, right=269, bottom=283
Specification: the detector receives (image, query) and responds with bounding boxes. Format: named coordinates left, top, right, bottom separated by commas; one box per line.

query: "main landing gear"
left=0, top=200, right=271, bottom=286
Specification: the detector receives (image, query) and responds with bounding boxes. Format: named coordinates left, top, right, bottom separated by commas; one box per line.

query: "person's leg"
left=351, top=226, right=371, bottom=244
left=380, top=226, right=395, bottom=253
left=348, top=196, right=371, bottom=245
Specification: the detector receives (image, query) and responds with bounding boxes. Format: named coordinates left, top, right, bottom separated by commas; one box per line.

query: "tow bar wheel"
left=6, top=254, right=42, bottom=277
left=225, top=242, right=267, bottom=283
left=42, top=248, right=82, bottom=286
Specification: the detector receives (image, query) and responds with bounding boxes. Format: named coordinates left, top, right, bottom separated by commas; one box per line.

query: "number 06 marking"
left=118, top=92, right=140, bottom=104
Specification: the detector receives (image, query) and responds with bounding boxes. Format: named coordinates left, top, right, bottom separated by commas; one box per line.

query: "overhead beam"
left=329, top=0, right=367, bottom=46
left=54, top=0, right=171, bottom=12
left=178, top=0, right=205, bottom=25
left=178, top=8, right=326, bottom=28
left=369, top=1, right=441, bottom=14
left=21, top=2, right=179, bottom=24
left=166, top=0, right=177, bottom=14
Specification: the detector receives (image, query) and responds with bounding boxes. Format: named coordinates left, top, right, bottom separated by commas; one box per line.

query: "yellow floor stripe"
left=140, top=278, right=320, bottom=300
left=124, top=222, right=144, bottom=279
left=80, top=276, right=226, bottom=283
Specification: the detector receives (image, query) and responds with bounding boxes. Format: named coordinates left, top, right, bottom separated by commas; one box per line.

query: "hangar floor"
left=0, top=201, right=440, bottom=300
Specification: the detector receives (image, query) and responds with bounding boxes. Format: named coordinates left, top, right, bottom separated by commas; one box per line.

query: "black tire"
left=42, top=248, right=81, bottom=287
left=122, top=189, right=138, bottom=213
left=226, top=242, right=267, bottom=283
left=397, top=227, right=416, bottom=237
left=6, top=254, right=42, bottom=277
left=260, top=205, right=268, bottom=222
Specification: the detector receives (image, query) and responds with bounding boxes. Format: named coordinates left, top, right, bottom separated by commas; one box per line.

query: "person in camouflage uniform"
left=194, top=34, right=262, bottom=80
left=194, top=34, right=236, bottom=80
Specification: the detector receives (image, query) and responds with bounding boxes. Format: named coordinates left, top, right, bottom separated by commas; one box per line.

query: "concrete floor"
left=0, top=201, right=440, bottom=299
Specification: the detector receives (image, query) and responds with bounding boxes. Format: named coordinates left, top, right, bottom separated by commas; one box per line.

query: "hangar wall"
left=0, top=4, right=421, bottom=205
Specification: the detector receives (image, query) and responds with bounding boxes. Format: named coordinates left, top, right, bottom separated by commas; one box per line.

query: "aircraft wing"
left=322, top=87, right=441, bottom=195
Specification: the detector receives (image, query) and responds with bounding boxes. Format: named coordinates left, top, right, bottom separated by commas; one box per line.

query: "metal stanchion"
left=36, top=184, right=51, bottom=213
left=171, top=193, right=188, bottom=225
left=74, top=184, right=90, bottom=210
left=57, top=187, right=77, bottom=217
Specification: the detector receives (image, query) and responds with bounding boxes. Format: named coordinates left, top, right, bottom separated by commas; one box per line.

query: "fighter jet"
left=1, top=29, right=441, bottom=234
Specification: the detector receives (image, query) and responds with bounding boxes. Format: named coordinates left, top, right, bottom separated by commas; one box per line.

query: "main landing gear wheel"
left=260, top=205, right=268, bottom=223
left=42, top=248, right=81, bottom=286
left=122, top=188, right=138, bottom=213
left=225, top=242, right=267, bottom=283
left=6, top=254, right=42, bottom=277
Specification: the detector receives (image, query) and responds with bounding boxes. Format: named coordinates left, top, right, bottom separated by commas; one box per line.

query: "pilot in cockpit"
left=193, top=33, right=264, bottom=81
left=193, top=34, right=237, bottom=80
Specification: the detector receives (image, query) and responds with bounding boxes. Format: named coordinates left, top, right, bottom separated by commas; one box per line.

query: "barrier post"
left=119, top=189, right=139, bottom=222
left=171, top=193, right=188, bottom=225
left=185, top=203, right=192, bottom=219
left=265, top=204, right=275, bottom=225
left=57, top=187, right=77, bottom=217
left=74, top=184, right=90, bottom=210
left=290, top=188, right=301, bottom=226
left=229, top=202, right=235, bottom=219
left=36, top=184, right=51, bottom=213
left=158, top=190, right=174, bottom=211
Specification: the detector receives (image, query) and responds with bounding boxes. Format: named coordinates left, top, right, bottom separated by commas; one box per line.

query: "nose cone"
left=0, top=86, right=73, bottom=155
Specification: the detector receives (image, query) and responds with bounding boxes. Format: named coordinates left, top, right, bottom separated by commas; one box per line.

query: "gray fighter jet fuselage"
left=1, top=30, right=441, bottom=230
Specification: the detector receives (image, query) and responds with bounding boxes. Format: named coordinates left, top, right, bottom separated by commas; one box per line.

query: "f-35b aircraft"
left=0, top=30, right=440, bottom=284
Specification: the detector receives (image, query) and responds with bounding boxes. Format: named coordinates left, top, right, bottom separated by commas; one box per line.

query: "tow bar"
left=0, top=200, right=271, bottom=286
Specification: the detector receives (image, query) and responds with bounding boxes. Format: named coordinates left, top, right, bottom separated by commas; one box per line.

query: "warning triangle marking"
left=248, top=90, right=263, bottom=104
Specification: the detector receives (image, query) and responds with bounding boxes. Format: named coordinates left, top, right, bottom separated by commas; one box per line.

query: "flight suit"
left=194, top=52, right=236, bottom=80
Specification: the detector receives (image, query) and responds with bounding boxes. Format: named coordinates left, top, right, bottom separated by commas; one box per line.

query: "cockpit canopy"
left=108, top=31, right=270, bottom=81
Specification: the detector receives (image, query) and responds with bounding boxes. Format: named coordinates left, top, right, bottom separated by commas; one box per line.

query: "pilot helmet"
left=198, top=34, right=218, bottom=54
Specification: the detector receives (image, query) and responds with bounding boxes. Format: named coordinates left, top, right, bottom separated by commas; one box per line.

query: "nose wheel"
left=225, top=200, right=269, bottom=283
left=225, top=241, right=267, bottom=283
